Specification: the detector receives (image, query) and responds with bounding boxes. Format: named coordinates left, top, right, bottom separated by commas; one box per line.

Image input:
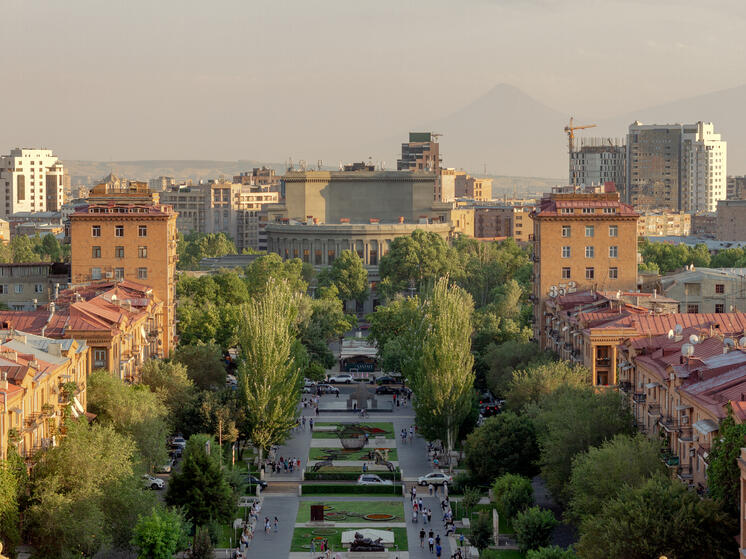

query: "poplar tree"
left=237, top=278, right=302, bottom=463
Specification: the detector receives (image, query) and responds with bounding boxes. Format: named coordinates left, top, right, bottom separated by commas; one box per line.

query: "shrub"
left=450, top=471, right=480, bottom=495
left=526, top=546, right=578, bottom=559
left=492, top=473, right=534, bottom=519
left=303, top=470, right=400, bottom=481
left=301, top=484, right=402, bottom=495
left=469, top=510, right=494, bottom=550
left=513, top=507, right=557, bottom=554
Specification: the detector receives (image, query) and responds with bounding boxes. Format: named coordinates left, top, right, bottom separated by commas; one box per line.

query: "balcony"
left=660, top=449, right=680, bottom=467
left=659, top=416, right=681, bottom=433
left=678, top=426, right=694, bottom=443
left=632, top=392, right=646, bottom=403
left=647, top=403, right=661, bottom=416
left=595, top=357, right=611, bottom=368
left=677, top=465, right=694, bottom=482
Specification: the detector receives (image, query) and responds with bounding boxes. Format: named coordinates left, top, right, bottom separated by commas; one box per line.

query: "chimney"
left=49, top=302, right=55, bottom=314
left=0, top=371, right=7, bottom=390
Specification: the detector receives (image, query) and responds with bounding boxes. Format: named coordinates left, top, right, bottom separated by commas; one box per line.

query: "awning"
left=73, top=396, right=85, bottom=415
left=70, top=406, right=80, bottom=418
left=645, top=382, right=658, bottom=389
left=693, top=419, right=719, bottom=435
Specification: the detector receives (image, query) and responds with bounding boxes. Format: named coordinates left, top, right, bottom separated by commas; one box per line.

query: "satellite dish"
left=689, top=334, right=700, bottom=345
left=681, top=343, right=694, bottom=357
left=667, top=329, right=675, bottom=340
left=674, top=324, right=683, bottom=335
left=724, top=338, right=735, bottom=348
left=740, top=336, right=746, bottom=347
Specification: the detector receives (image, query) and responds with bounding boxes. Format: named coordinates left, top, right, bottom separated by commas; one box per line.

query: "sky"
left=2, top=0, right=745, bottom=170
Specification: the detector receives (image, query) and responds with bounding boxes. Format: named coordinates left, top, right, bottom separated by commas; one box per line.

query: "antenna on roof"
left=674, top=324, right=683, bottom=335
left=725, top=337, right=735, bottom=348
left=689, top=334, right=700, bottom=345
left=667, top=329, right=675, bottom=340
left=681, top=343, right=694, bottom=357
left=739, top=336, right=746, bottom=348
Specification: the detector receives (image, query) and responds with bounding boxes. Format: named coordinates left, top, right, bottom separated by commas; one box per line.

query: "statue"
left=349, top=532, right=385, bottom=552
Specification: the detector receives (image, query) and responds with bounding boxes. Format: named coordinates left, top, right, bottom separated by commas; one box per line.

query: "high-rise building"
left=626, top=121, right=726, bottom=212
left=397, top=132, right=441, bottom=172
left=0, top=148, right=69, bottom=216
left=569, top=138, right=626, bottom=190
left=70, top=181, right=178, bottom=355
left=727, top=176, right=746, bottom=200
left=531, top=185, right=639, bottom=345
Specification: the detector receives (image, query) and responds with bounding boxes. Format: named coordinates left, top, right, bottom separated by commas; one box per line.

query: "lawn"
left=312, top=422, right=395, bottom=439
left=290, top=527, right=408, bottom=552
left=309, top=447, right=398, bottom=461
left=296, top=500, right=404, bottom=523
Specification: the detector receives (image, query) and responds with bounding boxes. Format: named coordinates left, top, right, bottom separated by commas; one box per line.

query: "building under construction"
left=569, top=137, right=626, bottom=193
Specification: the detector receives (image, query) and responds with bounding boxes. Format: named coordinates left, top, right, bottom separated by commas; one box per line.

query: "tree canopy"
left=177, top=231, right=237, bottom=270
left=706, top=410, right=746, bottom=518
left=638, top=238, right=711, bottom=273
left=318, top=249, right=369, bottom=303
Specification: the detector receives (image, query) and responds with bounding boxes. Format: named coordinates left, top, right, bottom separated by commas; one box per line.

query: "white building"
left=682, top=122, right=727, bottom=213
left=0, top=148, right=68, bottom=216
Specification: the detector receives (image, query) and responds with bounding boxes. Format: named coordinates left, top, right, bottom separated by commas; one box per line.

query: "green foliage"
left=461, top=487, right=482, bottom=517
left=132, top=506, right=191, bottom=559
left=513, top=507, right=557, bottom=554
left=141, top=359, right=197, bottom=430
left=88, top=370, right=170, bottom=472
left=506, top=361, right=591, bottom=412
left=470, top=510, right=495, bottom=550
left=191, top=525, right=214, bottom=558
left=318, top=249, right=369, bottom=303
left=300, top=483, right=402, bottom=494
left=707, top=410, right=746, bottom=517
left=464, top=413, right=540, bottom=483
left=491, top=474, right=535, bottom=519
left=638, top=238, right=711, bottom=273
left=566, top=433, right=665, bottom=524
left=379, top=229, right=457, bottom=293
left=244, top=253, right=307, bottom=297
left=177, top=231, right=238, bottom=270
left=483, top=340, right=553, bottom=396
left=302, top=470, right=400, bottom=481
left=575, top=475, right=737, bottom=559
left=366, top=295, right=422, bottom=377
left=528, top=385, right=633, bottom=503
left=166, top=435, right=235, bottom=527
left=526, top=546, right=577, bottom=559
left=172, top=342, right=227, bottom=391
left=0, top=459, right=20, bottom=554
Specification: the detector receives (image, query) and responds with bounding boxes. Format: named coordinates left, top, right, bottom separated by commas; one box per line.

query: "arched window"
left=16, top=175, right=25, bottom=201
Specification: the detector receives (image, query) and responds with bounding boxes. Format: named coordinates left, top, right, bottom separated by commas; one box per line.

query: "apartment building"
left=455, top=174, right=492, bottom=201
left=397, top=132, right=441, bottom=172
left=532, top=185, right=639, bottom=345
left=0, top=148, right=69, bottom=217
left=474, top=205, right=533, bottom=242
left=692, top=212, right=717, bottom=238
left=69, top=182, right=177, bottom=355
left=659, top=267, right=746, bottom=314
left=0, top=330, right=90, bottom=461
left=727, top=175, right=746, bottom=200
left=233, top=167, right=280, bottom=191
left=569, top=138, right=626, bottom=189
left=148, top=176, right=178, bottom=191
left=637, top=211, right=691, bottom=237
left=717, top=199, right=746, bottom=241
left=0, top=262, right=69, bottom=311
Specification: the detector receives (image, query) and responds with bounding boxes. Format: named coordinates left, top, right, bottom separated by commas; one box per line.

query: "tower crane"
left=564, top=117, right=596, bottom=153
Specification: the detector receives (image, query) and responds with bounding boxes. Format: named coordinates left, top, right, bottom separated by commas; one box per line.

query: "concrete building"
left=717, top=199, right=746, bottom=241
left=397, top=132, right=440, bottom=172
left=0, top=219, right=9, bottom=244
left=7, top=211, right=63, bottom=238
left=659, top=267, right=746, bottom=314
left=439, top=168, right=457, bottom=203
left=532, top=185, right=639, bottom=345
left=148, top=176, right=178, bottom=191
left=727, top=175, right=746, bottom=200
left=626, top=122, right=726, bottom=212
left=69, top=182, right=177, bottom=355
left=473, top=205, right=533, bottom=242
left=691, top=212, right=717, bottom=238
left=455, top=174, right=492, bottom=201
left=233, top=167, right=280, bottom=190
left=569, top=138, right=626, bottom=189
left=0, top=262, right=69, bottom=311
left=637, top=211, right=691, bottom=237
left=0, top=148, right=69, bottom=216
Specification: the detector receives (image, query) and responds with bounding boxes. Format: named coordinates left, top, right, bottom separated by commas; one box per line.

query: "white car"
left=328, top=373, right=354, bottom=384
left=143, top=474, right=165, bottom=490
left=417, top=472, right=452, bottom=486
left=357, top=474, right=393, bottom=486
left=171, top=436, right=187, bottom=449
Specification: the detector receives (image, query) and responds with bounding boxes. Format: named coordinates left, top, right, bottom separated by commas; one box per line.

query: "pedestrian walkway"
left=235, top=494, right=299, bottom=558
left=404, top=496, right=453, bottom=559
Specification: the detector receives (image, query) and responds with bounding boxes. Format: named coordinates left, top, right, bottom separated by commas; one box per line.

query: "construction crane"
left=564, top=117, right=596, bottom=153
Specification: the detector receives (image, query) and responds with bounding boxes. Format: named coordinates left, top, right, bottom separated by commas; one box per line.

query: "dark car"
left=243, top=475, right=268, bottom=491
left=376, top=375, right=400, bottom=385
left=375, top=385, right=400, bottom=395
left=480, top=403, right=501, bottom=417
left=317, top=383, right=340, bottom=395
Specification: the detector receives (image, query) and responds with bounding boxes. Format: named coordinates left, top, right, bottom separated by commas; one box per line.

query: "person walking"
left=264, top=517, right=270, bottom=535
left=309, top=418, right=314, bottom=431
left=274, top=516, right=279, bottom=533
left=427, top=508, right=432, bottom=524
left=428, top=536, right=434, bottom=554
left=435, top=534, right=441, bottom=549
left=435, top=542, right=442, bottom=558
left=428, top=483, right=434, bottom=496
left=419, top=528, right=426, bottom=548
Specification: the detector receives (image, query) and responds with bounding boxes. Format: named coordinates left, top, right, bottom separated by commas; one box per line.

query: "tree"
left=9, top=235, right=36, bottom=263
left=529, top=385, right=632, bottom=503
left=566, top=433, right=665, bottom=524
left=141, top=359, right=196, bottom=424
left=411, top=278, right=475, bottom=471
left=131, top=507, right=191, bottom=559
left=244, top=253, right=307, bottom=297
left=483, top=340, right=553, bottom=396
left=367, top=295, right=422, bottom=377
left=172, top=343, right=227, bottom=390
left=513, top=507, right=557, bottom=554
left=526, top=546, right=577, bottom=559
left=237, top=278, right=302, bottom=463
left=191, top=525, right=214, bottom=559
left=461, top=487, right=482, bottom=518
left=0, top=460, right=19, bottom=555
left=463, top=412, right=540, bottom=483
left=707, top=409, right=746, bottom=517
left=491, top=474, right=534, bottom=519
left=40, top=233, right=62, bottom=261
left=200, top=391, right=239, bottom=465
left=177, top=232, right=238, bottom=270
left=506, top=361, right=590, bottom=412
left=318, top=249, right=369, bottom=303
left=379, top=229, right=456, bottom=292
left=166, top=435, right=235, bottom=527
left=575, top=475, right=737, bottom=559
left=469, top=510, right=494, bottom=550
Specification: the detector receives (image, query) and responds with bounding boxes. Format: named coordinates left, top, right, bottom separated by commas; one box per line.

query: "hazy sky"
left=2, top=0, right=745, bottom=168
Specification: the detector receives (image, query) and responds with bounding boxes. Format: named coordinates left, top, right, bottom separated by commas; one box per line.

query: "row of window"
left=92, top=246, right=148, bottom=259
left=90, top=268, right=148, bottom=280
left=562, top=225, right=618, bottom=237
left=561, top=267, right=619, bottom=280
left=559, top=208, right=617, bottom=215
left=0, top=283, right=44, bottom=294
left=561, top=246, right=619, bottom=258
left=92, top=225, right=148, bottom=237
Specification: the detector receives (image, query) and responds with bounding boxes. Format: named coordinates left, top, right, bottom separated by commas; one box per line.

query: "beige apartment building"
left=637, top=211, right=691, bottom=237
left=716, top=199, right=746, bottom=241
left=474, top=205, right=533, bottom=242
left=0, top=263, right=69, bottom=311
left=0, top=148, right=69, bottom=216
left=659, top=267, right=746, bottom=314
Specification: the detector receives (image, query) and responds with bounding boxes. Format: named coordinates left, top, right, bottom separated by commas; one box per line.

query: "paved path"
left=240, top=494, right=299, bottom=558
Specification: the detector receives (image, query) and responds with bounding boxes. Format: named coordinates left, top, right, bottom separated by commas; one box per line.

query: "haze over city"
left=3, top=0, right=746, bottom=176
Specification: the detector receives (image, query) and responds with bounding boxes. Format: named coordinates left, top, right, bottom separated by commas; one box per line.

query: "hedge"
left=302, top=483, right=403, bottom=495
left=304, top=470, right=401, bottom=481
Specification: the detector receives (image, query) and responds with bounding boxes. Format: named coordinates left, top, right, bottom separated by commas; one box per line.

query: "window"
left=115, top=225, right=124, bottom=237
left=582, top=208, right=594, bottom=214
left=561, top=246, right=571, bottom=258
left=609, top=267, right=618, bottom=279
left=585, top=225, right=594, bottom=237
left=687, top=304, right=699, bottom=314
left=585, top=267, right=595, bottom=280
left=715, top=303, right=725, bottom=313
left=115, top=246, right=124, bottom=258
left=369, top=250, right=378, bottom=266
left=114, top=267, right=124, bottom=280
left=93, top=349, right=107, bottom=368
left=562, top=267, right=571, bottom=279
left=609, top=246, right=618, bottom=258
left=561, top=225, right=571, bottom=237
left=0, top=285, right=5, bottom=294
left=91, top=267, right=102, bottom=280
left=314, top=250, right=322, bottom=265
left=303, top=249, right=309, bottom=263
left=715, top=284, right=725, bottom=294
left=603, top=208, right=617, bottom=214
left=560, top=208, right=573, bottom=214
left=92, top=246, right=101, bottom=258
left=138, top=225, right=147, bottom=237
left=34, top=283, right=44, bottom=293
left=13, top=284, right=23, bottom=294
left=138, top=246, right=147, bottom=258
left=92, top=225, right=101, bottom=237
left=609, top=225, right=618, bottom=237
left=327, top=250, right=335, bottom=265
left=585, top=246, right=594, bottom=258
left=137, top=267, right=148, bottom=279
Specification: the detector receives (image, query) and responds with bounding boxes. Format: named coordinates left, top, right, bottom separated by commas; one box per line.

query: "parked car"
left=169, top=447, right=182, bottom=459
left=375, top=385, right=400, bottom=395
left=375, top=375, right=400, bottom=385
left=417, top=472, right=452, bottom=486
left=143, top=474, right=165, bottom=490
left=171, top=436, right=187, bottom=449
left=156, top=458, right=174, bottom=474
left=302, top=385, right=314, bottom=394
left=328, top=373, right=354, bottom=384
left=357, top=474, right=393, bottom=486
left=243, top=474, right=268, bottom=491
left=316, top=384, right=340, bottom=395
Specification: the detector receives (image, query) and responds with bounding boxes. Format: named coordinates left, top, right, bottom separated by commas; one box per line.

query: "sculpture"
left=349, top=532, right=385, bottom=552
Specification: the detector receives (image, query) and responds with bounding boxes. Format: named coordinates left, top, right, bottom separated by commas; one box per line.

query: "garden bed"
left=312, top=422, right=395, bottom=439
left=302, top=483, right=403, bottom=496
left=304, top=468, right=401, bottom=481
left=290, top=527, right=408, bottom=552
left=309, top=447, right=398, bottom=461
left=296, top=501, right=404, bottom=523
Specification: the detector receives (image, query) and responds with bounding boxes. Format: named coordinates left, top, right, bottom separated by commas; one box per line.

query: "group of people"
left=418, top=528, right=443, bottom=557
left=231, top=501, right=264, bottom=558
left=267, top=455, right=300, bottom=474
left=411, top=496, right=434, bottom=524
left=399, top=425, right=415, bottom=444
left=301, top=396, right=322, bottom=415
left=299, top=416, right=315, bottom=431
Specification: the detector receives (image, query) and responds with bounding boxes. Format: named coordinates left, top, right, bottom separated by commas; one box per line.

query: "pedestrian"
left=435, top=534, right=441, bottom=548
left=428, top=529, right=434, bottom=541
left=411, top=486, right=416, bottom=502
left=274, top=516, right=279, bottom=533
left=427, top=508, right=432, bottom=524
left=310, top=418, right=314, bottom=431
left=428, top=536, right=434, bottom=553
left=435, top=543, right=442, bottom=558
left=423, top=507, right=427, bottom=525
left=362, top=462, right=367, bottom=473
left=419, top=528, right=426, bottom=548
left=311, top=539, right=316, bottom=554
left=315, top=405, right=319, bottom=416
left=264, top=517, right=270, bottom=535
left=412, top=510, right=418, bottom=523
left=418, top=497, right=423, bottom=511
left=297, top=457, right=301, bottom=469
left=428, top=483, right=434, bottom=496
